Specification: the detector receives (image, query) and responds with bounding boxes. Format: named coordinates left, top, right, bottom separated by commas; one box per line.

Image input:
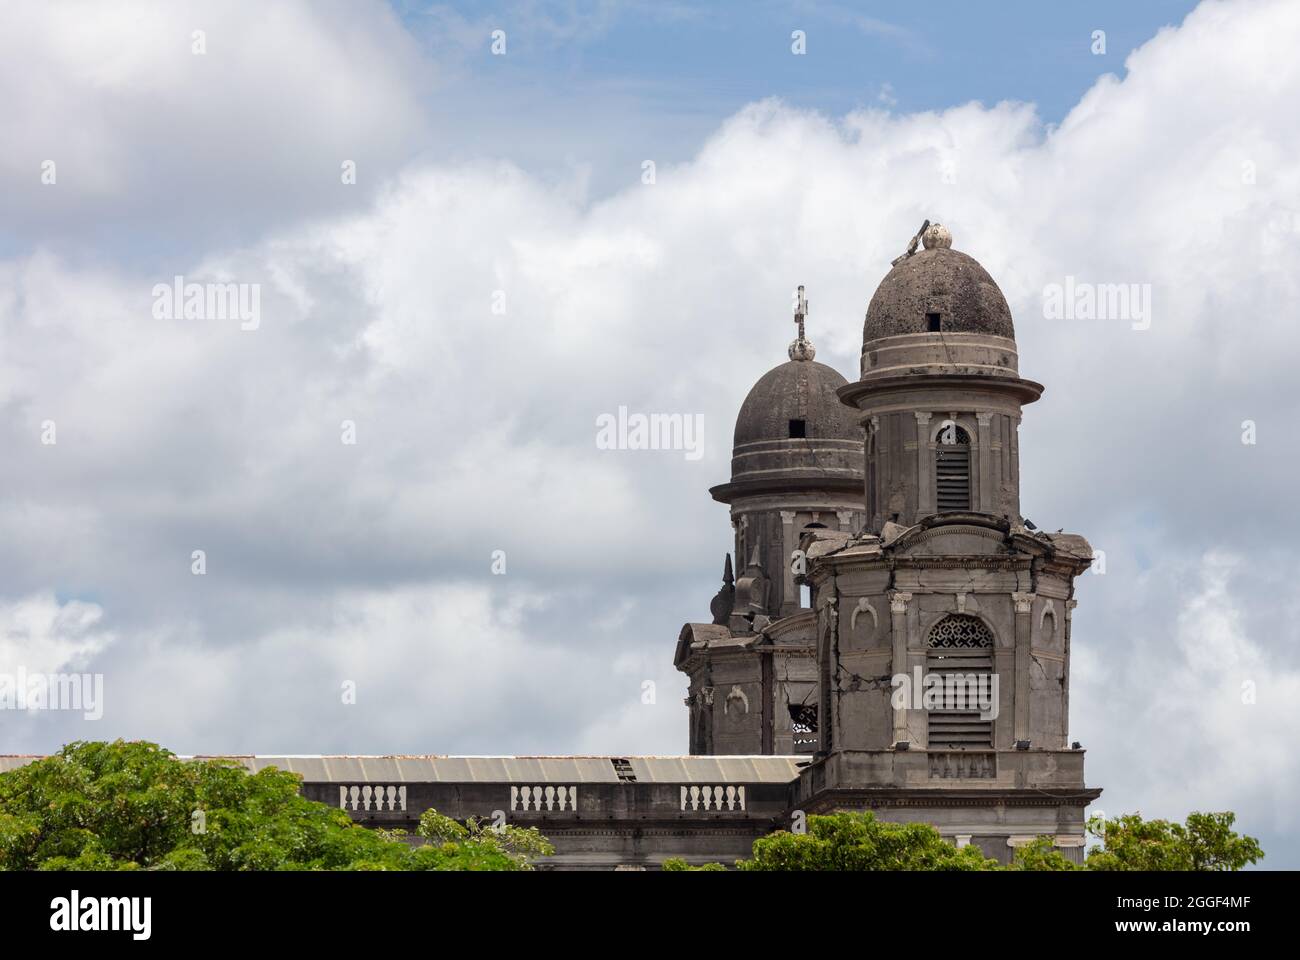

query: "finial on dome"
left=889, top=219, right=953, bottom=266
left=922, top=222, right=952, bottom=249
left=788, top=284, right=816, bottom=360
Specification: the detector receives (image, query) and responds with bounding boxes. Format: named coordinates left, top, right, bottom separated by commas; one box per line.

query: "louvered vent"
left=926, top=615, right=994, bottom=749
left=935, top=425, right=971, bottom=511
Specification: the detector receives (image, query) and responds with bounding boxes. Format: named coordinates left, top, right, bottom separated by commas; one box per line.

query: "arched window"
left=926, top=614, right=994, bottom=749
left=935, top=424, right=971, bottom=511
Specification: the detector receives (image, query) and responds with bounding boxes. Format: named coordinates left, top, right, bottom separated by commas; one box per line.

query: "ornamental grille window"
left=788, top=702, right=818, bottom=733
left=926, top=614, right=995, bottom=749
left=935, top=424, right=971, bottom=512
left=788, top=702, right=818, bottom=751
left=929, top=614, right=993, bottom=648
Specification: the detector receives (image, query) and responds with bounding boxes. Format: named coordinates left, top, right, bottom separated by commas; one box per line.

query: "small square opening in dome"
left=926, top=312, right=942, bottom=332
left=788, top=419, right=807, bottom=438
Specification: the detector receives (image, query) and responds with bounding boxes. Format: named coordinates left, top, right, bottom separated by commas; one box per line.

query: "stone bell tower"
left=674, top=289, right=865, bottom=756
left=850, top=221, right=1036, bottom=529
left=792, top=223, right=1102, bottom=863
left=709, top=287, right=865, bottom=622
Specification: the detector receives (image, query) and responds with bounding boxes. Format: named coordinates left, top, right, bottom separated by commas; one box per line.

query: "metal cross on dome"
left=793, top=284, right=808, bottom=340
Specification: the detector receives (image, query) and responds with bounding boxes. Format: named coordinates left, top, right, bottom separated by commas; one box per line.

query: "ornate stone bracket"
left=850, top=597, right=878, bottom=637
left=724, top=685, right=749, bottom=715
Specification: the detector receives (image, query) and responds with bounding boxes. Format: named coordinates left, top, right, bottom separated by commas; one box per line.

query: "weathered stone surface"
left=673, top=231, right=1099, bottom=868
left=864, top=245, right=1015, bottom=347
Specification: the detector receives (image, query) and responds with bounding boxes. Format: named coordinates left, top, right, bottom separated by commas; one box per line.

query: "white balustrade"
left=339, top=784, right=407, bottom=812
left=679, top=784, right=746, bottom=811
left=510, top=785, right=578, bottom=812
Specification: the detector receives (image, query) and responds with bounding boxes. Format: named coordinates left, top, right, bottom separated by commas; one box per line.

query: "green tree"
left=1085, top=812, right=1262, bottom=871
left=737, top=812, right=999, bottom=871
left=662, top=857, right=726, bottom=871
left=1006, top=836, right=1080, bottom=871
left=0, top=740, right=549, bottom=871
left=416, top=809, right=554, bottom=870
left=673, top=811, right=1265, bottom=872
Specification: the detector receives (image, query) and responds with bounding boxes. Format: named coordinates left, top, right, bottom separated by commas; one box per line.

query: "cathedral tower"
left=710, top=287, right=864, bottom=621
left=846, top=222, right=1037, bottom=529
left=793, top=222, right=1101, bottom=862
left=675, top=289, right=865, bottom=755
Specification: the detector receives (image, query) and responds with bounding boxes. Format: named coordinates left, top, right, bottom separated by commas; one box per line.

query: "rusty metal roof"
left=0, top=754, right=805, bottom=784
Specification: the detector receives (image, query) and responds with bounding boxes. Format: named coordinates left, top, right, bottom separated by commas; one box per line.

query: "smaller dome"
left=717, top=355, right=863, bottom=501
left=733, top=359, right=857, bottom=447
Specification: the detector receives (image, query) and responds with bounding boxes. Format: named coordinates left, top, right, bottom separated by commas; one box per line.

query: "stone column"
left=780, top=510, right=797, bottom=614
left=889, top=591, right=912, bottom=744
left=1063, top=598, right=1078, bottom=746
left=976, top=411, right=993, bottom=512
left=1012, top=592, right=1035, bottom=743
left=915, top=412, right=933, bottom=516
left=1009, top=413, right=1022, bottom=517
left=869, top=416, right=883, bottom=527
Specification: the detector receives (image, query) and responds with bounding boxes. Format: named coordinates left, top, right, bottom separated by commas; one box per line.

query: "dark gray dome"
left=864, top=246, right=1014, bottom=344
left=734, top=359, right=858, bottom=446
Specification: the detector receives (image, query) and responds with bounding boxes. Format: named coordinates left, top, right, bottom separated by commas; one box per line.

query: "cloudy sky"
left=2, top=0, right=1297, bottom=865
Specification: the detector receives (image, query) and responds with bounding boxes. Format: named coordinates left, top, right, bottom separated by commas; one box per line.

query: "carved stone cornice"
left=892, top=557, right=1030, bottom=570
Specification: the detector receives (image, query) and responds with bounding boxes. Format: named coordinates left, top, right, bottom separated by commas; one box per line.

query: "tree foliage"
left=0, top=740, right=550, bottom=871
left=665, top=810, right=1264, bottom=872
left=739, top=812, right=999, bottom=871
left=1084, top=811, right=1262, bottom=871
left=662, top=857, right=726, bottom=871
left=1006, top=836, right=1080, bottom=871
left=415, top=809, right=554, bottom=869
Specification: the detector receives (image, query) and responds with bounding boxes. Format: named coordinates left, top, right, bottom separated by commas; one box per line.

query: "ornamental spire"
left=788, top=284, right=816, bottom=361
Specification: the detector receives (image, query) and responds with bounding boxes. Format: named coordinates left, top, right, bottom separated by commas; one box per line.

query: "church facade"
left=0, top=223, right=1102, bottom=869
left=672, top=222, right=1100, bottom=866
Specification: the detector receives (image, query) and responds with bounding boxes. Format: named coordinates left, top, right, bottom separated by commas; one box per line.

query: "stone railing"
left=679, top=785, right=746, bottom=811
left=928, top=752, right=997, bottom=779
left=510, top=785, right=578, bottom=812
left=340, top=784, right=407, bottom=811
